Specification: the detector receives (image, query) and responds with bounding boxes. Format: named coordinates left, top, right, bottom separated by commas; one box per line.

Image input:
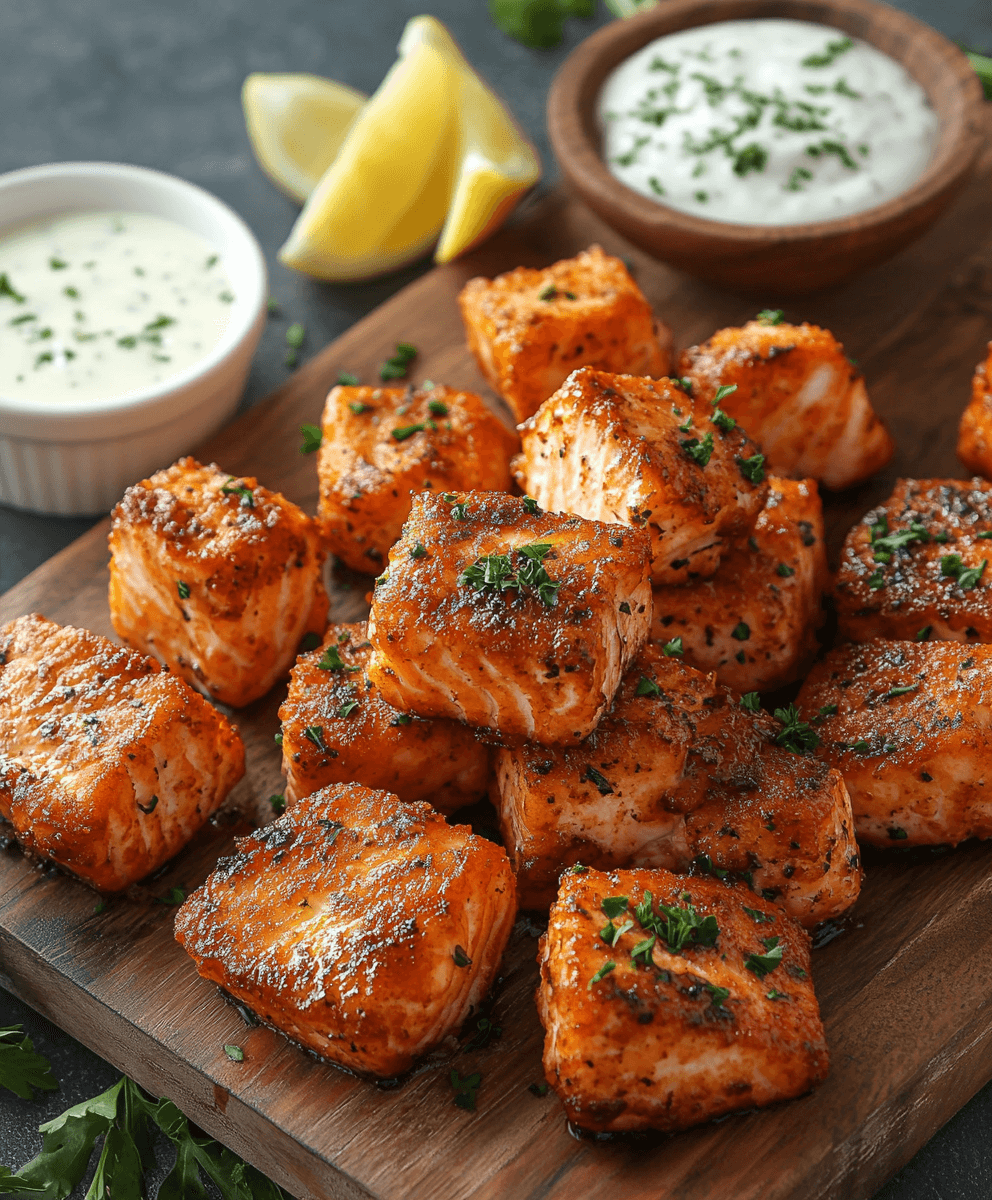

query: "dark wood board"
left=2, top=106, right=992, bottom=1200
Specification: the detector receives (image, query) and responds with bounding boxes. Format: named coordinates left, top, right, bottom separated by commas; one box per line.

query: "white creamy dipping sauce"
left=0, top=211, right=235, bottom=404
left=597, top=19, right=940, bottom=226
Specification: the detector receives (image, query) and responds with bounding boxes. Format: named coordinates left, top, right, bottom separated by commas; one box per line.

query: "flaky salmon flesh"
left=0, top=614, right=244, bottom=892
left=493, top=644, right=860, bottom=926
left=834, top=477, right=992, bottom=644
left=957, top=343, right=992, bottom=479
left=798, top=639, right=992, bottom=847
left=279, top=621, right=490, bottom=813
left=459, top=244, right=672, bottom=424
left=652, top=477, right=829, bottom=692
left=679, top=319, right=894, bottom=490
left=366, top=490, right=652, bottom=745
left=109, top=457, right=328, bottom=708
left=174, top=782, right=517, bottom=1078
left=316, top=382, right=518, bottom=573
left=514, top=368, right=768, bottom=586
left=537, top=868, right=828, bottom=1134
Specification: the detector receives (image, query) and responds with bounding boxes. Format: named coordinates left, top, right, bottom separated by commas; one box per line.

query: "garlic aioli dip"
left=597, top=19, right=939, bottom=226
left=0, top=211, right=235, bottom=403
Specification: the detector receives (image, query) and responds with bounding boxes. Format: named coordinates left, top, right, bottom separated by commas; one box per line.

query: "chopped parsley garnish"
left=851, top=739, right=871, bottom=754
left=206, top=255, right=219, bottom=268
left=732, top=142, right=767, bottom=175
left=915, top=626, right=932, bottom=641
left=636, top=675, right=661, bottom=697
left=786, top=167, right=813, bottom=191
left=681, top=431, right=715, bottom=467
left=767, top=989, right=789, bottom=1001
left=806, top=139, right=859, bottom=170
left=600, top=918, right=634, bottom=948
left=0, top=273, right=26, bottom=302
left=155, top=886, right=186, bottom=906
left=776, top=562, right=796, bottom=577
left=888, top=826, right=909, bottom=840
left=223, top=1044, right=244, bottom=1062
left=731, top=622, right=750, bottom=641
left=453, top=945, right=472, bottom=967
left=410, top=542, right=427, bottom=559
left=602, top=896, right=630, bottom=919
left=737, top=453, right=765, bottom=483
left=220, top=478, right=255, bottom=507
left=673, top=376, right=693, bottom=395
left=744, top=936, right=784, bottom=977
left=756, top=309, right=783, bottom=325
left=711, top=408, right=736, bottom=434
left=885, top=684, right=918, bottom=699
left=871, top=521, right=929, bottom=561
left=380, top=341, right=417, bottom=380
left=522, top=496, right=539, bottom=514
left=274, top=732, right=283, bottom=745
left=538, top=285, right=558, bottom=300
left=528, top=1082, right=550, bottom=1097
left=270, top=794, right=286, bottom=815
left=450, top=1069, right=481, bottom=1111
left=392, top=422, right=427, bottom=441
left=941, top=554, right=987, bottom=590
left=705, top=983, right=730, bottom=1007
left=9, top=313, right=35, bottom=325
left=583, top=765, right=615, bottom=795
left=336, top=372, right=360, bottom=387
left=317, top=645, right=359, bottom=672
left=662, top=636, right=683, bottom=657
left=773, top=704, right=819, bottom=754
left=868, top=569, right=886, bottom=590
left=428, top=400, right=449, bottom=416
left=742, top=905, right=775, bottom=924
left=588, top=961, right=616, bottom=989
left=634, top=890, right=719, bottom=954
left=390, top=713, right=413, bottom=726
left=441, top=492, right=470, bottom=520
left=177, top=580, right=190, bottom=600
left=815, top=703, right=838, bottom=720
left=801, top=36, right=853, bottom=67
left=304, top=725, right=328, bottom=752
left=63, top=285, right=79, bottom=298
left=300, top=423, right=322, bottom=453
left=49, top=256, right=69, bottom=270
left=348, top=400, right=371, bottom=414
left=740, top=692, right=761, bottom=712
left=337, top=700, right=359, bottom=718
left=459, top=543, right=559, bottom=607
left=713, top=383, right=738, bottom=404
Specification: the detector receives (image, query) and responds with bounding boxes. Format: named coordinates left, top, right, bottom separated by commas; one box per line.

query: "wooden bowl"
left=547, top=0, right=987, bottom=294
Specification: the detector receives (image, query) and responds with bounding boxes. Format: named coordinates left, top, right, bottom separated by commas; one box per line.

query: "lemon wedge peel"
left=242, top=73, right=366, bottom=205
left=276, top=16, right=541, bottom=282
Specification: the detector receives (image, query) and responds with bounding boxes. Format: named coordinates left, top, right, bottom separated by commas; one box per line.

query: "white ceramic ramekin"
left=0, top=162, right=268, bottom=515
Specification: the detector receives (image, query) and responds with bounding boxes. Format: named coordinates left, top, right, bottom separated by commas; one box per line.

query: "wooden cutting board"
left=2, top=107, right=992, bottom=1200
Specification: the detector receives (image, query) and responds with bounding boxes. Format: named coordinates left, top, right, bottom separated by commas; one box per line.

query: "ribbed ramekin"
left=0, top=162, right=268, bottom=515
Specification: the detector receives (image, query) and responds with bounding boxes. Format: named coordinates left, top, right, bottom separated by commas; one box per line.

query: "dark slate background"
left=1, top=0, right=991, bottom=1195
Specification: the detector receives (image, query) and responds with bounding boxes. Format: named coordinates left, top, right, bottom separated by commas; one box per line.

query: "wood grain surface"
left=1, top=106, right=991, bottom=1200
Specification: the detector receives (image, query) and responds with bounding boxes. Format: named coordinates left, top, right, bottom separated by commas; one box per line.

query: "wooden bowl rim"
left=547, top=0, right=987, bottom=246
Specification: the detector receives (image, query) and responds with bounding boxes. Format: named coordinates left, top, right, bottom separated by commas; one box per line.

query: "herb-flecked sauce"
left=0, top=211, right=234, bottom=404
left=597, top=19, right=939, bottom=226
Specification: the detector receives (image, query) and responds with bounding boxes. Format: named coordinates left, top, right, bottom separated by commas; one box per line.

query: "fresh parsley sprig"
left=458, top=543, right=560, bottom=608
left=772, top=704, right=819, bottom=754
left=0, top=1027, right=58, bottom=1101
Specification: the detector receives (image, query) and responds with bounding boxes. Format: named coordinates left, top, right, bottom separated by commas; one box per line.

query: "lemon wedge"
left=276, top=16, right=540, bottom=281
left=242, top=73, right=366, bottom=205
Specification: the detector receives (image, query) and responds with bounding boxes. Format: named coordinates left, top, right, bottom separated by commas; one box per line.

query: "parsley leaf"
left=681, top=431, right=715, bottom=467
left=740, top=692, right=761, bottom=712
left=522, top=496, right=539, bottom=514
left=176, top=580, right=190, bottom=600
left=755, top=309, right=783, bottom=325
left=582, top=765, right=614, bottom=795
left=601, top=896, right=629, bottom=919
left=711, top=408, right=736, bottom=433
left=223, top=1044, right=244, bottom=1062
left=317, top=645, right=359, bottom=672
left=742, top=905, right=775, bottom=924
left=338, top=371, right=360, bottom=386
left=662, top=636, right=683, bottom=656
left=737, top=453, right=766, bottom=483
left=634, top=890, right=719, bottom=954
left=489, top=0, right=595, bottom=49
left=731, top=621, right=750, bottom=641
left=300, top=423, right=322, bottom=454
left=941, top=554, right=987, bottom=590
left=269, top=794, right=286, bottom=815
left=772, top=704, right=819, bottom=754
left=744, top=936, right=784, bottom=977
left=705, top=983, right=730, bottom=1007
left=776, top=562, right=795, bottom=577
left=453, top=945, right=472, bottom=967
left=155, top=887, right=186, bottom=906
left=304, top=725, right=328, bottom=752
left=380, top=341, right=417, bottom=380
left=392, top=423, right=426, bottom=441
left=458, top=543, right=559, bottom=608
left=0, top=1027, right=58, bottom=1100
left=219, top=478, right=254, bottom=508
left=588, top=961, right=616, bottom=989
left=713, top=383, right=738, bottom=404
left=635, top=674, right=661, bottom=696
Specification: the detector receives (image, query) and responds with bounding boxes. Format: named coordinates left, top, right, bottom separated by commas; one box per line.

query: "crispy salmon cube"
left=366, top=491, right=652, bottom=745
left=174, top=782, right=517, bottom=1077
left=514, top=368, right=768, bottom=586
left=834, top=477, right=992, bottom=644
left=0, top=614, right=244, bottom=892
left=652, top=477, right=829, bottom=691
left=679, top=319, right=894, bottom=490
left=316, top=382, right=518, bottom=573
left=797, top=639, right=992, bottom=847
left=278, top=621, right=490, bottom=813
left=537, top=867, right=828, bottom=1133
left=459, top=245, right=673, bottom=424
left=493, top=646, right=860, bottom=926
left=957, top=343, right=992, bottom=477
left=109, top=457, right=328, bottom=708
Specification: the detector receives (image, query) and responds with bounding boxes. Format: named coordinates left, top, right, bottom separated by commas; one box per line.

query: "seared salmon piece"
left=679, top=318, right=893, bottom=490
left=957, top=343, right=992, bottom=478
left=797, top=639, right=992, bottom=847
left=537, top=867, right=828, bottom=1134
left=0, top=614, right=244, bottom=892
left=834, top=477, right=992, bottom=644
left=652, top=477, right=829, bottom=691
left=514, top=368, right=768, bottom=585
left=459, top=244, right=672, bottom=424
left=109, top=457, right=328, bottom=708
left=316, top=382, right=518, bottom=573
left=174, top=782, right=517, bottom=1077
left=366, top=491, right=652, bottom=745
left=494, top=647, right=860, bottom=925
left=279, top=621, right=490, bottom=813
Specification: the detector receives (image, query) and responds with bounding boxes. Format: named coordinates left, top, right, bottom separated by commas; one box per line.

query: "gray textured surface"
left=1, top=0, right=991, bottom=1195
